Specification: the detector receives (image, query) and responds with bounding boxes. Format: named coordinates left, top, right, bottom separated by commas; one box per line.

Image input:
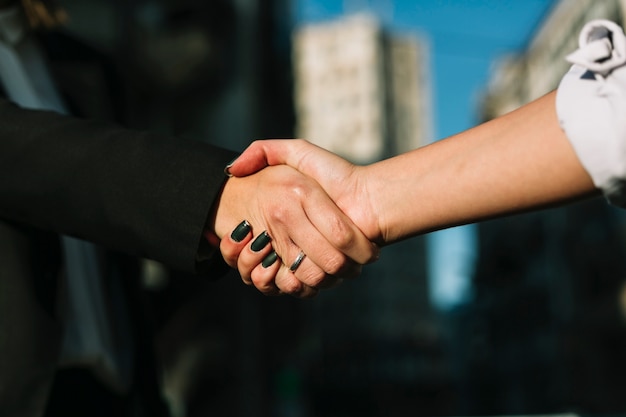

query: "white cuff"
left=556, top=19, right=626, bottom=207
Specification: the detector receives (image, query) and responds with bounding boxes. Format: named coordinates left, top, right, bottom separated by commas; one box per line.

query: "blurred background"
left=58, top=0, right=626, bottom=416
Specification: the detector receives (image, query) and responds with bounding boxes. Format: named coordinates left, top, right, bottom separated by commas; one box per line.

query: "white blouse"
left=556, top=19, right=626, bottom=207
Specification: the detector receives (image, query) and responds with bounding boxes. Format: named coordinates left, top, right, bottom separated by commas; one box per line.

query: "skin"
left=210, top=165, right=378, bottom=297
left=221, top=90, right=599, bottom=280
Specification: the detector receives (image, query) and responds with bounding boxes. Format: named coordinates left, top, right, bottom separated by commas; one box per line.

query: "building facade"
left=293, top=14, right=432, bottom=163
left=482, top=0, right=626, bottom=118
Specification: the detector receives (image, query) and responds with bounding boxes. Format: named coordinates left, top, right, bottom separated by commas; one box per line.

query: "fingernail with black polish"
left=230, top=220, right=251, bottom=242
left=224, top=157, right=238, bottom=177
left=251, top=231, right=271, bottom=252
left=262, top=251, right=278, bottom=268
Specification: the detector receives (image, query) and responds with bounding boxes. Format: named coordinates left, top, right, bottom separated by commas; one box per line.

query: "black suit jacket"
left=0, top=30, right=237, bottom=417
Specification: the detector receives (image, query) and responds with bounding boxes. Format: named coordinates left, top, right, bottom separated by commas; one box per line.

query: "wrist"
left=345, top=165, right=386, bottom=244
left=359, top=159, right=419, bottom=245
left=207, top=177, right=242, bottom=240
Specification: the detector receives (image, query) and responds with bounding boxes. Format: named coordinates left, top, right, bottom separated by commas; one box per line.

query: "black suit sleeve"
left=0, top=98, right=238, bottom=275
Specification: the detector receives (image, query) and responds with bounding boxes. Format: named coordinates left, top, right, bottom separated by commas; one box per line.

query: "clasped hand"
left=210, top=148, right=381, bottom=298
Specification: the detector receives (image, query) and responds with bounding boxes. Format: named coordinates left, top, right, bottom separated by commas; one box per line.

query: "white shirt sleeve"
left=556, top=19, right=626, bottom=207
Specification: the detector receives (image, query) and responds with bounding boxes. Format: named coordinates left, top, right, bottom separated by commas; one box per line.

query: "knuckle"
left=268, top=204, right=291, bottom=224
left=280, top=278, right=303, bottom=295
left=327, top=216, right=356, bottom=250
left=322, top=252, right=347, bottom=276
left=288, top=182, right=309, bottom=199
left=300, top=267, right=327, bottom=288
left=250, top=274, right=275, bottom=294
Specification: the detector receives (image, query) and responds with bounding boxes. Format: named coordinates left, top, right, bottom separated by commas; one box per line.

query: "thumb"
left=226, top=139, right=306, bottom=177
left=226, top=142, right=270, bottom=177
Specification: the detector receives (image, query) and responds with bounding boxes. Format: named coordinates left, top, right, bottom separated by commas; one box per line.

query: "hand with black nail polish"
left=209, top=164, right=378, bottom=298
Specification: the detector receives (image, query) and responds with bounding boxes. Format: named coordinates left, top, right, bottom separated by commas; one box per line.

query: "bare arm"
left=363, top=90, right=598, bottom=242
left=226, top=90, right=598, bottom=247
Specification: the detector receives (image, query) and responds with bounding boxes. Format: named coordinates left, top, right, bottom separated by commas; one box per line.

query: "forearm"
left=366, top=90, right=598, bottom=243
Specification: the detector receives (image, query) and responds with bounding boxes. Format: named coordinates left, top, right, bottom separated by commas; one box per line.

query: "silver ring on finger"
left=289, top=250, right=306, bottom=272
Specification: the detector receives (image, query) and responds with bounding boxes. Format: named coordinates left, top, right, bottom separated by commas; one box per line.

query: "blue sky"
left=294, top=0, right=556, bottom=138
left=293, top=0, right=556, bottom=310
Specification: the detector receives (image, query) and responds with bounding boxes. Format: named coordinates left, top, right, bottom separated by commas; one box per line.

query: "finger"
left=272, top=264, right=320, bottom=299
left=292, top=255, right=361, bottom=288
left=248, top=251, right=280, bottom=291
left=248, top=242, right=308, bottom=295
left=228, top=139, right=352, bottom=189
left=222, top=211, right=357, bottom=292
left=249, top=258, right=315, bottom=297
left=232, top=239, right=333, bottom=297
left=266, top=211, right=352, bottom=289
left=271, top=231, right=358, bottom=293
left=295, top=260, right=357, bottom=288
left=301, top=185, right=378, bottom=265
left=219, top=220, right=252, bottom=269
left=245, top=248, right=282, bottom=296
left=261, top=182, right=372, bottom=287
left=236, top=231, right=274, bottom=285
left=225, top=142, right=271, bottom=177
left=246, top=246, right=321, bottom=298
left=227, top=139, right=316, bottom=177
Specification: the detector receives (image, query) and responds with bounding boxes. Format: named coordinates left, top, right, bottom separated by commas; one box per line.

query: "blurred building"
left=482, top=0, right=626, bottom=118
left=293, top=14, right=432, bottom=163
left=291, top=14, right=452, bottom=417
left=463, top=0, right=626, bottom=415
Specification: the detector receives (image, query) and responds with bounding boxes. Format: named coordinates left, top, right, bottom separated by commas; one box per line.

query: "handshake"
left=207, top=91, right=600, bottom=298
left=210, top=139, right=384, bottom=298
